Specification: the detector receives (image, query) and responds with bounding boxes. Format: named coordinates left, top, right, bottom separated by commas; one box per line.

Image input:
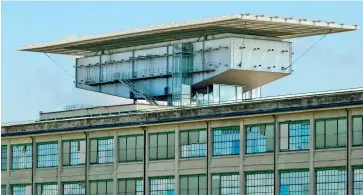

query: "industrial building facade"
left=2, top=90, right=363, bottom=195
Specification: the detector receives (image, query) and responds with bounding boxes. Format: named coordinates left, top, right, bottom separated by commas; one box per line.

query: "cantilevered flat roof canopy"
left=18, top=14, right=359, bottom=56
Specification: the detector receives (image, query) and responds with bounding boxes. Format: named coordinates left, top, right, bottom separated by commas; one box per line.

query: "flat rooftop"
left=18, top=14, right=359, bottom=55
left=2, top=88, right=363, bottom=137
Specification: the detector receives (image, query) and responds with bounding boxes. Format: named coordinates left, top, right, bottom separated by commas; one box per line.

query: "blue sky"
left=1, top=1, right=362, bottom=123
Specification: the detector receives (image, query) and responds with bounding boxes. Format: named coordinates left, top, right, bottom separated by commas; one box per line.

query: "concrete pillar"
left=174, top=125, right=180, bottom=195
left=309, top=114, right=316, bottom=195
left=113, top=130, right=118, bottom=195
left=347, top=109, right=353, bottom=195
left=239, top=119, right=245, bottom=195
left=274, top=116, right=280, bottom=195
left=145, top=129, right=149, bottom=195
left=6, top=142, right=11, bottom=195
left=85, top=133, right=90, bottom=195
left=207, top=122, right=212, bottom=195
left=58, top=137, right=62, bottom=195
left=32, top=138, right=36, bottom=195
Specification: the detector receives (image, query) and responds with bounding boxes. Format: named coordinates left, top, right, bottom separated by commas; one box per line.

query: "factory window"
left=63, top=182, right=85, bottom=195
left=11, top=185, right=31, bottom=195
left=316, top=118, right=347, bottom=149
left=37, top=142, right=58, bottom=168
left=119, top=135, right=144, bottom=163
left=90, top=180, right=113, bottom=195
left=245, top=171, right=274, bottom=195
left=353, top=116, right=363, bottom=146
left=354, top=167, right=363, bottom=195
left=118, top=178, right=143, bottom=195
left=36, top=183, right=58, bottom=195
left=212, top=173, right=239, bottom=195
left=149, top=132, right=175, bottom=160
left=180, top=129, right=207, bottom=158
left=246, top=124, right=274, bottom=154
left=11, top=144, right=32, bottom=170
left=280, top=170, right=309, bottom=195
left=213, top=126, right=240, bottom=156
left=280, top=121, right=310, bottom=151
left=63, top=140, right=86, bottom=166
left=180, top=175, right=206, bottom=195
left=316, top=168, right=346, bottom=195
left=90, top=137, right=114, bottom=164
left=1, top=186, right=6, bottom=195
left=1, top=145, right=7, bottom=171
left=150, top=177, right=174, bottom=195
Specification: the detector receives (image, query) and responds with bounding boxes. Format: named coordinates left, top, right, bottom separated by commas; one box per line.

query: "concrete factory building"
left=1, top=14, right=363, bottom=195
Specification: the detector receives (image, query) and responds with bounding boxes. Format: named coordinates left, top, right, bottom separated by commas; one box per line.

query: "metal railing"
left=2, top=87, right=363, bottom=126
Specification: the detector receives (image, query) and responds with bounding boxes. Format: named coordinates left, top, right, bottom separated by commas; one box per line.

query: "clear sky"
left=1, top=1, right=362, bottom=123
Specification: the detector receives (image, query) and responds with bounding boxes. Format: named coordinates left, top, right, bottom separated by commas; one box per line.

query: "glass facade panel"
left=280, top=121, right=310, bottom=151
left=63, top=140, right=86, bottom=166
left=118, top=135, right=144, bottom=163
left=246, top=124, right=274, bottom=154
left=36, top=183, right=58, bottom=195
left=315, top=118, right=347, bottom=149
left=280, top=170, right=309, bottom=195
left=353, top=116, right=363, bottom=146
left=354, top=168, right=363, bottom=195
left=2, top=186, right=6, bottom=195
left=63, top=182, right=85, bottom=195
left=149, top=132, right=175, bottom=160
left=180, top=175, right=206, bottom=195
left=245, top=172, right=274, bottom=195
left=316, top=168, right=346, bottom=195
left=211, top=174, right=239, bottom=195
left=12, top=144, right=32, bottom=169
left=213, top=127, right=240, bottom=156
left=1, top=145, right=7, bottom=171
left=118, top=178, right=143, bottom=195
left=89, top=180, right=113, bottom=195
left=11, top=185, right=31, bottom=195
left=90, top=138, right=114, bottom=164
left=37, top=142, right=58, bottom=168
left=150, top=177, right=174, bottom=195
left=180, top=130, right=207, bottom=158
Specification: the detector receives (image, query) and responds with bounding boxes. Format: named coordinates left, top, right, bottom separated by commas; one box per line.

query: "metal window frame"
left=279, top=120, right=310, bottom=152
left=10, top=184, right=32, bottom=195
left=149, top=176, right=175, bottom=194
left=315, top=167, right=347, bottom=195
left=36, top=141, right=59, bottom=168
left=35, top=183, right=58, bottom=195
left=212, top=126, right=240, bottom=156
left=148, top=132, right=175, bottom=161
left=118, top=134, right=144, bottom=163
left=352, top=115, right=363, bottom=147
left=89, top=179, right=113, bottom=195
left=90, top=137, right=114, bottom=165
left=245, top=123, right=275, bottom=154
left=62, top=181, right=86, bottom=195
left=212, top=172, right=240, bottom=195
left=179, top=129, right=207, bottom=159
left=352, top=166, right=363, bottom=194
left=118, top=177, right=143, bottom=195
left=279, top=169, right=310, bottom=194
left=179, top=174, right=207, bottom=195
left=1, top=145, right=7, bottom=171
left=315, top=117, right=347, bottom=149
left=245, top=170, right=274, bottom=195
left=62, top=139, right=86, bottom=166
left=10, top=143, right=33, bottom=170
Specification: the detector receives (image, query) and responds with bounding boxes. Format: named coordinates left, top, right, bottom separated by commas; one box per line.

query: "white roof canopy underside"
left=18, top=14, right=359, bottom=56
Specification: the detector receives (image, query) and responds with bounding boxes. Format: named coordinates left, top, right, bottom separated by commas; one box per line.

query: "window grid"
left=180, top=175, right=206, bottom=195
left=1, top=185, right=6, bottom=195
left=63, top=182, right=85, bottom=195
left=316, top=168, right=346, bottom=195
left=36, top=183, right=58, bottom=195
left=280, top=121, right=310, bottom=152
left=11, top=144, right=32, bottom=170
left=118, top=135, right=144, bottom=163
left=245, top=171, right=274, bottom=195
left=315, top=118, right=347, bottom=149
left=149, top=132, right=175, bottom=161
left=118, top=178, right=143, bottom=195
left=213, top=126, right=240, bottom=156
left=280, top=170, right=309, bottom=195
left=90, top=180, right=113, bottom=195
left=149, top=177, right=174, bottom=195
left=245, top=124, right=274, bottom=154
left=180, top=129, right=207, bottom=158
left=37, top=142, right=58, bottom=168
left=63, top=140, right=86, bottom=166
left=354, top=168, right=363, bottom=195
left=353, top=116, right=363, bottom=146
left=11, top=185, right=31, bottom=195
left=212, top=173, right=240, bottom=195
left=1, top=145, right=7, bottom=171
left=90, top=138, right=114, bottom=164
